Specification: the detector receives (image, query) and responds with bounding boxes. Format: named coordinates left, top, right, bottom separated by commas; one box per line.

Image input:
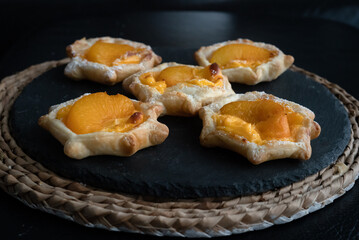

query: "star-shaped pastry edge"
left=38, top=93, right=169, bottom=159
left=199, top=91, right=321, bottom=165
left=122, top=62, right=235, bottom=116
left=64, top=37, right=162, bottom=85
left=194, top=38, right=294, bottom=85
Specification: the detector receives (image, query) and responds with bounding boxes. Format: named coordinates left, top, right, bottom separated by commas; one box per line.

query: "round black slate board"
left=10, top=49, right=351, bottom=199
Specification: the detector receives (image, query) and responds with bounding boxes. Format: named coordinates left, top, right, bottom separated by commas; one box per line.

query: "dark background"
left=0, top=0, right=359, bottom=239
left=0, top=0, right=359, bottom=70
left=1, top=0, right=359, bottom=92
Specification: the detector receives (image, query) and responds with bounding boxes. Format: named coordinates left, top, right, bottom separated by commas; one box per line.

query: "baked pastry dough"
left=194, top=39, right=294, bottom=85
left=199, top=92, right=321, bottom=165
left=122, top=62, right=234, bottom=116
left=38, top=93, right=169, bottom=159
left=64, top=37, right=162, bottom=85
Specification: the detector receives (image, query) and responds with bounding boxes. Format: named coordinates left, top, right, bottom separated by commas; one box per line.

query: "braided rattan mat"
left=0, top=59, right=358, bottom=237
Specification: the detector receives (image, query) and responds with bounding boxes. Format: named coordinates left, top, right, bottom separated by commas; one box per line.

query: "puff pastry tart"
left=64, top=37, right=162, bottom=85
left=199, top=92, right=321, bottom=165
left=38, top=92, right=169, bottom=159
left=194, top=39, right=294, bottom=85
left=122, top=62, right=234, bottom=116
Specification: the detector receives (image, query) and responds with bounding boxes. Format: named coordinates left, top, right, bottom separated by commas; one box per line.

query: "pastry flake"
left=123, top=62, right=234, bottom=116
left=64, top=37, right=162, bottom=85
left=195, top=39, right=294, bottom=85
left=38, top=92, right=169, bottom=159
left=199, top=92, right=321, bottom=165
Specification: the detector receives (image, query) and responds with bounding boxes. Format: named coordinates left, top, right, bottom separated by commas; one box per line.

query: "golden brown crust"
left=64, top=37, right=162, bottom=85
left=194, top=39, right=294, bottom=85
left=38, top=94, right=169, bottom=159
left=122, top=62, right=235, bottom=116
left=199, top=92, right=321, bottom=165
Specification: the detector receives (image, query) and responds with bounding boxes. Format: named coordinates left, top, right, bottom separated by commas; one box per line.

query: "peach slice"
left=140, top=63, right=224, bottom=93
left=214, top=114, right=262, bottom=143
left=139, top=72, right=167, bottom=94
left=62, top=92, right=138, bottom=134
left=157, top=65, right=195, bottom=87
left=84, top=41, right=142, bottom=66
left=210, top=43, right=277, bottom=69
left=255, top=114, right=291, bottom=140
left=219, top=99, right=296, bottom=142
left=220, top=99, right=285, bottom=124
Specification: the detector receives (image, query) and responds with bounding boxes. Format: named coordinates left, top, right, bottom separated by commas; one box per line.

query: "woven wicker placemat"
left=0, top=59, right=358, bottom=237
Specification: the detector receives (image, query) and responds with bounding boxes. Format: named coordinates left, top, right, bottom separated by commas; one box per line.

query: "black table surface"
left=1, top=11, right=359, bottom=240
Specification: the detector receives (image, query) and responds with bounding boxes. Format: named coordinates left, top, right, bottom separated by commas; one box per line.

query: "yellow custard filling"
left=83, top=41, right=145, bottom=66
left=56, top=92, right=146, bottom=134
left=213, top=99, right=304, bottom=144
left=210, top=43, right=278, bottom=70
left=139, top=63, right=224, bottom=94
